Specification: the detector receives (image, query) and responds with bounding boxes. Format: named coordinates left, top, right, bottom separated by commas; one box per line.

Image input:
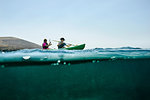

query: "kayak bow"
left=65, top=44, right=85, bottom=50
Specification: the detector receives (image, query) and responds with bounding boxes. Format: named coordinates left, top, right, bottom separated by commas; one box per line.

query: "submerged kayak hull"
left=65, top=44, right=85, bottom=50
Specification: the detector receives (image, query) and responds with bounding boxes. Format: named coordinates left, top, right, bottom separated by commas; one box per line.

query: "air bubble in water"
left=1, top=65, right=5, bottom=68
left=92, top=60, right=96, bottom=63
left=57, top=60, right=61, bottom=63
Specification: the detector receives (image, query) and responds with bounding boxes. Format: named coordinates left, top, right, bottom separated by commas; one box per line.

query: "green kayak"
left=65, top=44, right=85, bottom=50
left=43, top=44, right=85, bottom=50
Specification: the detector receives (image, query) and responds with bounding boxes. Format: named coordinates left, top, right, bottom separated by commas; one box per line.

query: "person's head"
left=44, top=39, right=47, bottom=43
left=60, top=38, right=65, bottom=42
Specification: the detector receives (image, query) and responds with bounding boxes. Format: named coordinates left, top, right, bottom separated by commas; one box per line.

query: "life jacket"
left=58, top=42, right=66, bottom=49
left=42, top=43, right=48, bottom=49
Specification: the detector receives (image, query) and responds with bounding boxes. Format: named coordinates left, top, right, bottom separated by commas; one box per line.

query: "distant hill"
left=0, top=37, right=41, bottom=51
left=119, top=46, right=141, bottom=49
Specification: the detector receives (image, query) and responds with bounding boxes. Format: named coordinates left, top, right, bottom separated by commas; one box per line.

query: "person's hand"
left=67, top=44, right=72, bottom=47
left=49, top=42, right=52, bottom=45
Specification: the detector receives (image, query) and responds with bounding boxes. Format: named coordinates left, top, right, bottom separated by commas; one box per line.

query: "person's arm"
left=48, top=42, right=52, bottom=46
left=63, top=43, right=71, bottom=48
left=58, top=42, right=64, bottom=47
left=57, top=42, right=60, bottom=47
left=44, top=43, right=52, bottom=48
left=66, top=44, right=72, bottom=47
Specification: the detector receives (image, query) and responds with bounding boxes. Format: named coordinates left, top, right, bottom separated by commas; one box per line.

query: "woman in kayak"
left=57, top=38, right=71, bottom=49
left=42, top=39, right=52, bottom=49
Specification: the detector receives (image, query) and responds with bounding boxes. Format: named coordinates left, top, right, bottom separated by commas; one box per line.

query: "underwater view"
left=0, top=47, right=150, bottom=100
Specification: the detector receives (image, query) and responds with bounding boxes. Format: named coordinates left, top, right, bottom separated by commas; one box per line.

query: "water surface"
left=0, top=47, right=150, bottom=100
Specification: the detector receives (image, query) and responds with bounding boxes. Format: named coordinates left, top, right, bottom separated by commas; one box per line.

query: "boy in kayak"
left=42, top=39, right=52, bottom=49
left=57, top=38, right=71, bottom=49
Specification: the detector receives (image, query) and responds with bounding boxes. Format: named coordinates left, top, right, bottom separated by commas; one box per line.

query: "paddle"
left=49, top=39, right=51, bottom=44
left=52, top=40, right=76, bottom=46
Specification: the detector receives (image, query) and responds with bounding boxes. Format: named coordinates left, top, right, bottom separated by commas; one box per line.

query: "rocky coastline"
left=0, top=37, right=41, bottom=51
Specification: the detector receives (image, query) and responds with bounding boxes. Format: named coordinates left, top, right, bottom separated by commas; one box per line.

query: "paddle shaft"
left=53, top=40, right=76, bottom=46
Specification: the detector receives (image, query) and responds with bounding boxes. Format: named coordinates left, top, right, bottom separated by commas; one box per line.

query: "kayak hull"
left=43, top=44, right=86, bottom=50
left=65, top=44, right=85, bottom=50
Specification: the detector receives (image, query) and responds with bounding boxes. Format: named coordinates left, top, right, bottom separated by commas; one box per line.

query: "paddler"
left=57, top=38, right=71, bottom=49
left=42, top=39, right=52, bottom=49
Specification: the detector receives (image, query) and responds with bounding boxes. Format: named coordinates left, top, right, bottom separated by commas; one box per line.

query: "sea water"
left=0, top=47, right=150, bottom=100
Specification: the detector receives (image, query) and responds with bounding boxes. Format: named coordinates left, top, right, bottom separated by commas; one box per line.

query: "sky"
left=0, top=0, right=150, bottom=49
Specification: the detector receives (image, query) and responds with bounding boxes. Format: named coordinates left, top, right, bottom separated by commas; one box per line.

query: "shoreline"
left=0, top=37, right=41, bottom=51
